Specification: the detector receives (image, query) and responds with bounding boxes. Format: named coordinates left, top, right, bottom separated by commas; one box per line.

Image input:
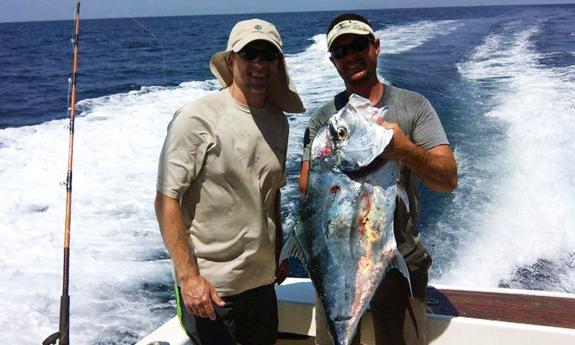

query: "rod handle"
left=58, top=294, right=70, bottom=345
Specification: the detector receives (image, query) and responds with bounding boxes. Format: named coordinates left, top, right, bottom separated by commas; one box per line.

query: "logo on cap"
left=255, top=24, right=263, bottom=31
left=335, top=20, right=364, bottom=33
left=336, top=21, right=350, bottom=30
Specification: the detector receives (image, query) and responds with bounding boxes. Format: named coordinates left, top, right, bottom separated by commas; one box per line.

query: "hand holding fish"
left=377, top=120, right=414, bottom=161
left=377, top=119, right=457, bottom=192
left=181, top=274, right=225, bottom=320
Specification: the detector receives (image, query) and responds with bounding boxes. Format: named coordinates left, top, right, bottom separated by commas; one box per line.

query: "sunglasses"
left=238, top=46, right=282, bottom=61
left=330, top=36, right=374, bottom=59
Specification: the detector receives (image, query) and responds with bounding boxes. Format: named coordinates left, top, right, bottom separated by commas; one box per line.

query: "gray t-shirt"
left=303, top=85, right=449, bottom=262
left=157, top=89, right=288, bottom=296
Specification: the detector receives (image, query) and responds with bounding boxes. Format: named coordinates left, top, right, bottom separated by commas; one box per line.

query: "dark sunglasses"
left=330, top=36, right=374, bottom=59
left=238, top=46, right=281, bottom=61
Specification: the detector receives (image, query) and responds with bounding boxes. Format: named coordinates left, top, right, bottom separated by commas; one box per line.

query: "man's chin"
left=247, top=85, right=269, bottom=95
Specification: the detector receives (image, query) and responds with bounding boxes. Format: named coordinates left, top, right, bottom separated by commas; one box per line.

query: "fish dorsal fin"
left=391, top=251, right=413, bottom=297
left=279, top=232, right=307, bottom=267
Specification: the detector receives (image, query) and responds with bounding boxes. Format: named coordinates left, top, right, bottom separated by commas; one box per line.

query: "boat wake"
left=437, top=20, right=575, bottom=293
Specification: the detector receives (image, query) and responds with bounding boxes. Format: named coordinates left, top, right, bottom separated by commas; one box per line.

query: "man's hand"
left=275, top=259, right=289, bottom=285
left=378, top=120, right=411, bottom=161
left=155, top=193, right=226, bottom=319
left=180, top=274, right=226, bottom=321
left=376, top=120, right=458, bottom=192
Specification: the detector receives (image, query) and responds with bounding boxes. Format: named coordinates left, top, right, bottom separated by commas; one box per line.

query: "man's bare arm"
left=380, top=122, right=458, bottom=192
left=154, top=192, right=197, bottom=280
left=154, top=192, right=224, bottom=320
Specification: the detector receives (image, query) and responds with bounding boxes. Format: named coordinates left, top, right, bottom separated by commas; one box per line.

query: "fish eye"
left=336, top=127, right=348, bottom=140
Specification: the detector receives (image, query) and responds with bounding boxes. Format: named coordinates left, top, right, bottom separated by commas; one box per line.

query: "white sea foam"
left=0, top=80, right=219, bottom=344
left=439, top=23, right=575, bottom=292
left=0, top=18, right=469, bottom=344
left=284, top=33, right=344, bottom=158
left=378, top=20, right=462, bottom=54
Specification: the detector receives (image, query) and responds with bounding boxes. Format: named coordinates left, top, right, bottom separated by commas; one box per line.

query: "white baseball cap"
left=326, top=19, right=375, bottom=49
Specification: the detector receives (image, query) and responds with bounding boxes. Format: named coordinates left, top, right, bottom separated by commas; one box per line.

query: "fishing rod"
left=43, top=1, right=81, bottom=344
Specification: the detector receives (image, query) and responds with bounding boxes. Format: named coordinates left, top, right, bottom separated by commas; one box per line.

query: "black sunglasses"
left=330, top=36, right=374, bottom=59
left=238, top=46, right=281, bottom=61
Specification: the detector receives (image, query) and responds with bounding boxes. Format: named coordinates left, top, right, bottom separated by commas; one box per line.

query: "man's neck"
left=345, top=79, right=385, bottom=105
left=229, top=83, right=266, bottom=109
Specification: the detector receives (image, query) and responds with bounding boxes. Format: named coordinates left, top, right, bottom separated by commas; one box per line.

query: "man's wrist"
left=396, top=138, right=418, bottom=162
left=177, top=266, right=201, bottom=283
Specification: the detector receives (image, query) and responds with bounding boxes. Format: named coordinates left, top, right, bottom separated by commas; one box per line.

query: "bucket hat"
left=210, top=19, right=305, bottom=113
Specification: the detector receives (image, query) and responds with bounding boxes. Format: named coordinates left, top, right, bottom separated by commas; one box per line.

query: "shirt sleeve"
left=156, top=109, right=215, bottom=199
left=411, top=98, right=449, bottom=151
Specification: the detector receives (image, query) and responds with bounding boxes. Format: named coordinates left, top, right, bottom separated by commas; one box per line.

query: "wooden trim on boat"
left=427, top=286, right=575, bottom=329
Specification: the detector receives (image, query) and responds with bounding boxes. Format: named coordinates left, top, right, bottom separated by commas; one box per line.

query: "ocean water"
left=1, top=4, right=575, bottom=344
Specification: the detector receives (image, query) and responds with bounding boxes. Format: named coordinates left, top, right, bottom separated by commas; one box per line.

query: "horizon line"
left=1, top=2, right=574, bottom=24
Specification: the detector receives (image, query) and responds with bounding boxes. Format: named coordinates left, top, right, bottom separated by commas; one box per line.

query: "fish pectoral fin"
left=391, top=251, right=413, bottom=298
left=279, top=233, right=307, bottom=268
left=397, top=184, right=410, bottom=213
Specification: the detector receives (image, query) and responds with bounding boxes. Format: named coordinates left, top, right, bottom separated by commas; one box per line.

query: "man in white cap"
left=155, top=18, right=304, bottom=345
left=299, top=13, right=457, bottom=345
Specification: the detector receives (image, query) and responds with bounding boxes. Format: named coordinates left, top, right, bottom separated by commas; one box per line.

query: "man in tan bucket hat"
left=155, top=18, right=304, bottom=345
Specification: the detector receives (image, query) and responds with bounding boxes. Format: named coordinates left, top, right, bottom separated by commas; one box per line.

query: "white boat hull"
left=137, top=277, right=575, bottom=345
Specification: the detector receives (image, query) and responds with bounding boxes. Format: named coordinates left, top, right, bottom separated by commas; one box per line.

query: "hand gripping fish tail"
left=280, top=94, right=413, bottom=345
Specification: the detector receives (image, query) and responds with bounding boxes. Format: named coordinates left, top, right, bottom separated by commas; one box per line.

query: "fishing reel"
left=42, top=332, right=61, bottom=345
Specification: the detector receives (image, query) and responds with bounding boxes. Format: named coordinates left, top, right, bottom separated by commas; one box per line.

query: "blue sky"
left=2, top=0, right=574, bottom=23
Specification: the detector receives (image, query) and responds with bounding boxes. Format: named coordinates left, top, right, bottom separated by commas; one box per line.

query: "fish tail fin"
left=391, top=251, right=413, bottom=297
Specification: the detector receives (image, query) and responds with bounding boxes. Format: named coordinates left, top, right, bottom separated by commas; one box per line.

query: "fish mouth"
left=344, top=156, right=388, bottom=178
left=334, top=145, right=378, bottom=154
left=335, top=144, right=384, bottom=172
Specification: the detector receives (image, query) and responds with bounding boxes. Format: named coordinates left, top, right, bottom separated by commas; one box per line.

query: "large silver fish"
left=282, top=94, right=411, bottom=345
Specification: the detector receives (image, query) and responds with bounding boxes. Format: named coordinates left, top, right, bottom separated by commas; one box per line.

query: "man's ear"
left=373, top=37, right=380, bottom=55
left=329, top=55, right=336, bottom=67
left=226, top=53, right=234, bottom=69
